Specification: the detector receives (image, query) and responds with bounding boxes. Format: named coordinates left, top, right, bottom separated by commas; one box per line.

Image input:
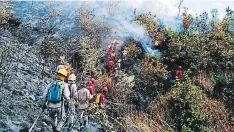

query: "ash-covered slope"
left=0, top=28, right=53, bottom=132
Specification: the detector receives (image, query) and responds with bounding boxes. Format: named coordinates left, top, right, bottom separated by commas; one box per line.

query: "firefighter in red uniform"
left=87, top=78, right=96, bottom=96
left=108, top=59, right=114, bottom=75
left=176, top=66, right=183, bottom=80
left=108, top=39, right=118, bottom=59
left=100, top=87, right=109, bottom=109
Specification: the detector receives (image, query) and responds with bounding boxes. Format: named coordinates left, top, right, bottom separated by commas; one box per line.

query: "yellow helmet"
left=117, top=59, right=121, bottom=63
left=57, top=69, right=68, bottom=77
left=68, top=74, right=76, bottom=81
left=154, top=40, right=159, bottom=46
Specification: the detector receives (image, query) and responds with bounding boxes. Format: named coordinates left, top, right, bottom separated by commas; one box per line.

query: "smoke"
left=10, top=0, right=182, bottom=56
left=75, top=0, right=181, bottom=56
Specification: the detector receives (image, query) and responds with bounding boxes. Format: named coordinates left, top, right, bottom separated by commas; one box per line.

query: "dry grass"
left=202, top=99, right=229, bottom=132
left=95, top=74, right=117, bottom=92
left=95, top=74, right=127, bottom=103
left=199, top=73, right=213, bottom=91
left=147, top=90, right=176, bottom=131
left=124, top=113, right=169, bottom=132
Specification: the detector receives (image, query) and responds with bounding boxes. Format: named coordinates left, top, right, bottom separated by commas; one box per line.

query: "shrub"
left=39, top=36, right=64, bottom=62
left=201, top=99, right=229, bottom=131
left=135, top=56, right=168, bottom=97
left=0, top=7, right=21, bottom=29
left=213, top=75, right=228, bottom=97
left=78, top=37, right=104, bottom=77
left=121, top=40, right=144, bottom=71
left=167, top=83, right=208, bottom=132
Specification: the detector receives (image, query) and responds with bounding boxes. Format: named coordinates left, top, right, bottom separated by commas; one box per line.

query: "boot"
left=52, top=126, right=61, bottom=132
left=80, top=126, right=85, bottom=132
left=52, top=127, right=57, bottom=132
left=80, top=122, right=84, bottom=131
left=84, top=120, right=87, bottom=127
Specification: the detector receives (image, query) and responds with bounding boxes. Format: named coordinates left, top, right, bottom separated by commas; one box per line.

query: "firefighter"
left=176, top=66, right=183, bottom=80
left=108, top=59, right=114, bottom=74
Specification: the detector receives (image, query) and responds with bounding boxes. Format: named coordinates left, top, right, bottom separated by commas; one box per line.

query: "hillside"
left=0, top=1, right=234, bottom=132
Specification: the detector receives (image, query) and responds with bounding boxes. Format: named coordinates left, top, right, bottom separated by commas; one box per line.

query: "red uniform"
left=108, top=60, right=114, bottom=73
left=108, top=44, right=117, bottom=53
left=88, top=81, right=95, bottom=95
left=108, top=46, right=113, bottom=56
left=108, top=43, right=117, bottom=57
left=100, top=93, right=108, bottom=105
left=176, top=69, right=183, bottom=79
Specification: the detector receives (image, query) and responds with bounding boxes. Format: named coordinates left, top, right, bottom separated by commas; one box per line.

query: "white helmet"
left=68, top=74, right=76, bottom=81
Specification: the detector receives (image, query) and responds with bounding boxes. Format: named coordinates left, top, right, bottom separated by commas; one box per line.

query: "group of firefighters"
left=40, top=65, right=109, bottom=131
left=39, top=39, right=183, bottom=132
left=107, top=39, right=121, bottom=75
left=39, top=39, right=122, bottom=132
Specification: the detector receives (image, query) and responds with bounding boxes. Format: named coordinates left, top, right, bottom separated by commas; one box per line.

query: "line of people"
left=107, top=39, right=121, bottom=75
left=40, top=39, right=123, bottom=132
left=40, top=63, right=110, bottom=132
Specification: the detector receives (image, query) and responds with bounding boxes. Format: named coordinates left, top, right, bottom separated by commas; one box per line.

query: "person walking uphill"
left=108, top=59, right=114, bottom=75
left=67, top=74, right=78, bottom=131
left=76, top=81, right=93, bottom=130
left=41, top=69, right=70, bottom=132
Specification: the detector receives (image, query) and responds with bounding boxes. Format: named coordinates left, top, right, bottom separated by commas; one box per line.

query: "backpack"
left=47, top=80, right=64, bottom=102
left=95, top=93, right=102, bottom=104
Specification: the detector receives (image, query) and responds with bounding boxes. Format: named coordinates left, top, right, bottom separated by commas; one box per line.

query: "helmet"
left=103, top=87, right=108, bottom=92
left=90, top=78, right=95, bottom=83
left=68, top=74, right=76, bottom=81
left=178, top=66, right=182, bottom=69
left=117, top=59, right=121, bottom=63
left=57, top=69, right=68, bottom=77
left=154, top=40, right=159, bottom=46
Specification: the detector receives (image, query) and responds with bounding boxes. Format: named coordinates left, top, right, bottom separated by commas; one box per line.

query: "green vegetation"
left=1, top=3, right=234, bottom=132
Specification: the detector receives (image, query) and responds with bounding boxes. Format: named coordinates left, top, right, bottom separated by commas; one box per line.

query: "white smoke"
left=61, top=0, right=181, bottom=56
left=12, top=0, right=182, bottom=56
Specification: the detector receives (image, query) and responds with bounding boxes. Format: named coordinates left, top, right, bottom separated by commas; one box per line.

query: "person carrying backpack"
left=41, top=69, right=70, bottom=132
left=96, top=87, right=109, bottom=109
left=76, top=81, right=93, bottom=130
left=66, top=73, right=78, bottom=131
